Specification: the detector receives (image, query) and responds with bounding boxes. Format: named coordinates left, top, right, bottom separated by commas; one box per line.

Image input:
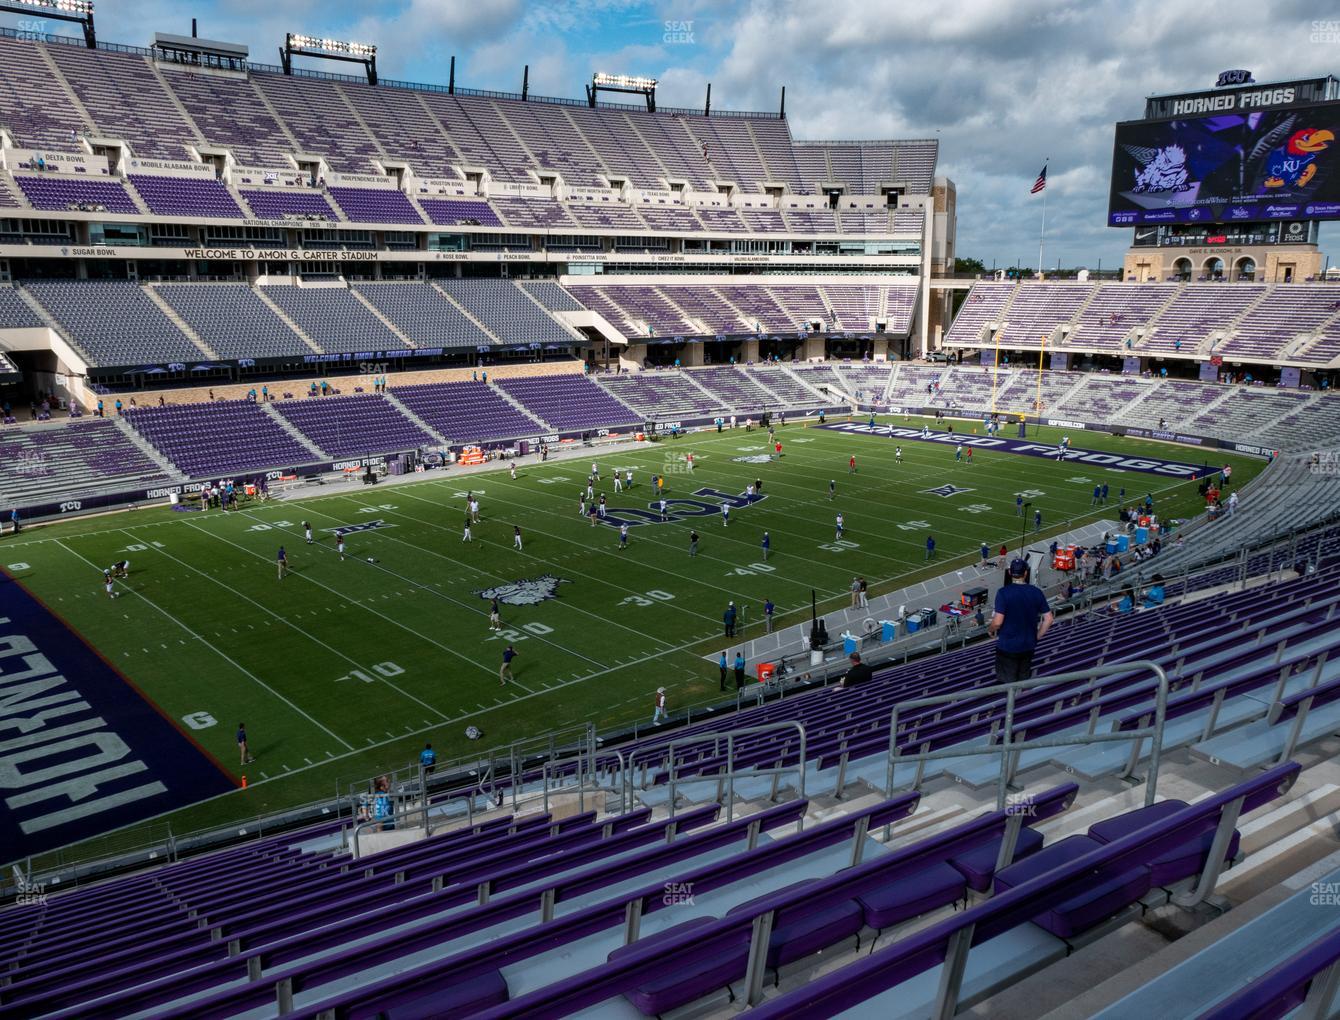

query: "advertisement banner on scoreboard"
left=1108, top=101, right=1340, bottom=224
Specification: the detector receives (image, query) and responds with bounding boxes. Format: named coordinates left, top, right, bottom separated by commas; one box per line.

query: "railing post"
left=743, top=910, right=776, bottom=1006
left=932, top=923, right=975, bottom=1020
left=623, top=897, right=643, bottom=944
left=275, top=977, right=294, bottom=1015
left=510, top=747, right=519, bottom=811
left=1172, top=794, right=1244, bottom=906
left=667, top=748, right=678, bottom=820
left=1279, top=698, right=1313, bottom=765
left=1145, top=662, right=1170, bottom=806
left=1297, top=959, right=1340, bottom=1020
left=726, top=732, right=736, bottom=823
left=997, top=688, right=1016, bottom=812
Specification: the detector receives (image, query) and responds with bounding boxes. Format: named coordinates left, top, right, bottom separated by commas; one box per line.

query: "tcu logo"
left=1215, top=69, right=1254, bottom=87
left=59, top=500, right=82, bottom=513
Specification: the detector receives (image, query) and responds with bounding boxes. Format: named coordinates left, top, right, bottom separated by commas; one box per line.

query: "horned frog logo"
left=475, top=574, right=571, bottom=606
left=1133, top=144, right=1190, bottom=193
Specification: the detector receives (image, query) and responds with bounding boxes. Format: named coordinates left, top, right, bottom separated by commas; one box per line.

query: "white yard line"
left=123, top=530, right=453, bottom=723
left=53, top=538, right=355, bottom=750
left=181, top=517, right=524, bottom=690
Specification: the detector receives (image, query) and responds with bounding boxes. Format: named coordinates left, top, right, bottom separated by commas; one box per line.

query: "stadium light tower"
left=588, top=72, right=657, bottom=112
left=0, top=0, right=95, bottom=47
left=281, top=32, right=377, bottom=85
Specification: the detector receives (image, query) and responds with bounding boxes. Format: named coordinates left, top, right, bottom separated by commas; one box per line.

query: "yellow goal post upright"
left=1035, top=330, right=1048, bottom=416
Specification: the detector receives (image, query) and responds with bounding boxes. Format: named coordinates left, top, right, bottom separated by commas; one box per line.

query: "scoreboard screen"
left=1108, top=101, right=1340, bottom=225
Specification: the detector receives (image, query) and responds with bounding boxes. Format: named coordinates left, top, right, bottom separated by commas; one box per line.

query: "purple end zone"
left=0, top=572, right=236, bottom=862
left=816, top=421, right=1218, bottom=479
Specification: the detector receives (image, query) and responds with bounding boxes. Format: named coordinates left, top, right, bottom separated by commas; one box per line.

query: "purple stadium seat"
left=381, top=968, right=508, bottom=1018
left=726, top=878, right=866, bottom=969
left=947, top=826, right=1046, bottom=892
left=994, top=834, right=1152, bottom=938
left=1087, top=800, right=1241, bottom=886
left=606, top=916, right=751, bottom=1014
left=856, top=863, right=967, bottom=929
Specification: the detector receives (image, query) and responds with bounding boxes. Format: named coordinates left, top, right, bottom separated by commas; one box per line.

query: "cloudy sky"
left=20, top=0, right=1340, bottom=267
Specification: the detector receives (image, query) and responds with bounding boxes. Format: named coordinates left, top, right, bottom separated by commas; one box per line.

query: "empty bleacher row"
left=0, top=417, right=178, bottom=505
left=0, top=279, right=584, bottom=367
left=945, top=279, right=1340, bottom=366
left=4, top=362, right=1336, bottom=505
left=0, top=32, right=935, bottom=236
left=566, top=281, right=919, bottom=339
left=10, top=164, right=923, bottom=234
left=920, top=363, right=1340, bottom=450
left=5, top=542, right=1340, bottom=1016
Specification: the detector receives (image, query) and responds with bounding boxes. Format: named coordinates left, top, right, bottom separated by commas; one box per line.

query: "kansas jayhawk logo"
left=1265, top=128, right=1334, bottom=189
left=475, top=575, right=571, bottom=606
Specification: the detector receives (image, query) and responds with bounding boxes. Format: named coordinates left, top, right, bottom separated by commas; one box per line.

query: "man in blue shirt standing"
left=419, top=743, right=436, bottom=776
left=763, top=597, right=775, bottom=633
left=925, top=534, right=936, bottom=561
left=988, top=560, right=1054, bottom=684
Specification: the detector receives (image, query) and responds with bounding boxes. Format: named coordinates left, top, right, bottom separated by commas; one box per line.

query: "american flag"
left=1031, top=165, right=1047, bottom=194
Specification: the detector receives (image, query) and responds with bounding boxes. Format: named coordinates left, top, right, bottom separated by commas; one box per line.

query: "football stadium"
left=1, top=2, right=1339, bottom=1016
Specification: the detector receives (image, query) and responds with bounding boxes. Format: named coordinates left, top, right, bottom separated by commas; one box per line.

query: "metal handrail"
left=540, top=747, right=626, bottom=816
left=885, top=660, right=1171, bottom=812
left=351, top=787, right=468, bottom=860
left=626, top=721, right=807, bottom=827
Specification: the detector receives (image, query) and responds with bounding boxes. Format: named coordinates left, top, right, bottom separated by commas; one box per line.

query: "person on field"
left=500, top=645, right=518, bottom=686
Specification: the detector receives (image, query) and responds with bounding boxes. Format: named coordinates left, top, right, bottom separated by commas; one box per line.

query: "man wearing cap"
left=988, top=559, right=1054, bottom=684
left=838, top=651, right=873, bottom=690
left=723, top=601, right=737, bottom=637
left=652, top=687, right=667, bottom=725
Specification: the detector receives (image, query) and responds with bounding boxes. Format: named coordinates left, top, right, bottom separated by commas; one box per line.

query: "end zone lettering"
left=0, top=578, right=233, bottom=857
left=815, top=422, right=1209, bottom=477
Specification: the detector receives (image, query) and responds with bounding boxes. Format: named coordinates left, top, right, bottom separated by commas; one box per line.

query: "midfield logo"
left=923, top=485, right=974, bottom=498
left=731, top=455, right=773, bottom=464
left=601, top=488, right=766, bottom=529
left=475, top=575, right=571, bottom=606
left=325, top=519, right=395, bottom=537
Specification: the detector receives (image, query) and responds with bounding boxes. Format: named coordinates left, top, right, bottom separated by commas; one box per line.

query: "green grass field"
left=2, top=416, right=1263, bottom=854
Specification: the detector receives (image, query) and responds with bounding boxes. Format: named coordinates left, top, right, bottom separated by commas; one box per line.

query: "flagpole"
left=1037, top=161, right=1049, bottom=278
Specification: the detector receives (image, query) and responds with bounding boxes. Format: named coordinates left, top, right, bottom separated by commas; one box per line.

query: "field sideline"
left=0, top=416, right=1261, bottom=861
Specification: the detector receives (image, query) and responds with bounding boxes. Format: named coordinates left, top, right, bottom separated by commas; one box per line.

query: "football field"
left=0, top=416, right=1262, bottom=862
